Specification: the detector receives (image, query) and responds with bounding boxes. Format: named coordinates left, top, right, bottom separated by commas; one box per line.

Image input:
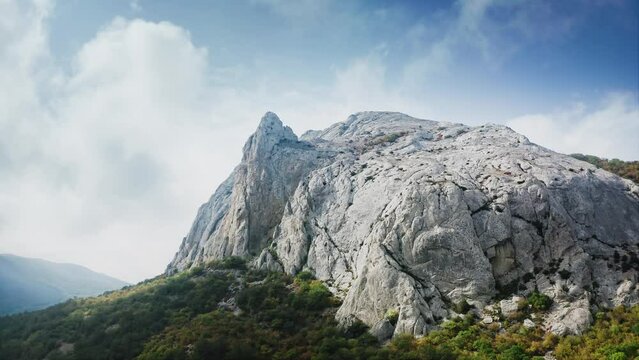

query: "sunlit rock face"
left=167, top=111, right=639, bottom=338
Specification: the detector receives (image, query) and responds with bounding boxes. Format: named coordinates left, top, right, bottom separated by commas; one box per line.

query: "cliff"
left=167, top=111, right=639, bottom=338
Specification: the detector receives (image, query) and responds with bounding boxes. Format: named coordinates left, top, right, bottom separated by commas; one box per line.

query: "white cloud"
left=0, top=0, right=54, bottom=163
left=506, top=92, right=639, bottom=160
left=0, top=7, right=255, bottom=282
left=400, top=0, right=625, bottom=86
left=401, top=0, right=508, bottom=85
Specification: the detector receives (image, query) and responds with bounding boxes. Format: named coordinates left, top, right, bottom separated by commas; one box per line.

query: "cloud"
left=506, top=92, right=639, bottom=160
left=401, top=0, right=631, bottom=86
left=265, top=54, right=434, bottom=130
left=401, top=0, right=509, bottom=85
left=0, top=0, right=57, bottom=181
left=0, top=7, right=254, bottom=282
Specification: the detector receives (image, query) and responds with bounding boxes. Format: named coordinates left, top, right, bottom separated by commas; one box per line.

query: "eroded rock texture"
left=167, top=111, right=639, bottom=338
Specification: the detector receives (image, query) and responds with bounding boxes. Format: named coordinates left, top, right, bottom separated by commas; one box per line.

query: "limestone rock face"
left=167, top=111, right=639, bottom=337
left=500, top=296, right=524, bottom=318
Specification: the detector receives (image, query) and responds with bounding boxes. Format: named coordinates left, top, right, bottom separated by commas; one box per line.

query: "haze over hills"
left=0, top=254, right=128, bottom=315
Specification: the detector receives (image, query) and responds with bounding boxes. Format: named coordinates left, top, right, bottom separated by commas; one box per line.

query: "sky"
left=0, top=0, right=637, bottom=283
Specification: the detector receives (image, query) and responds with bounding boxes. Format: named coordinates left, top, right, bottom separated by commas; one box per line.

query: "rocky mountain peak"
left=168, top=111, right=639, bottom=340
left=308, top=111, right=439, bottom=142
left=242, top=111, right=298, bottom=162
left=256, top=111, right=296, bottom=139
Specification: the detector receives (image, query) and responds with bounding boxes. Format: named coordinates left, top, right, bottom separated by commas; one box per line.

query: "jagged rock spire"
left=242, top=112, right=297, bottom=162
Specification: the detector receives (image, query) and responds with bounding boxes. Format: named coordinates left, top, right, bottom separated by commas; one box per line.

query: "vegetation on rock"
left=526, top=291, right=552, bottom=312
left=0, top=262, right=637, bottom=360
left=571, top=154, right=639, bottom=183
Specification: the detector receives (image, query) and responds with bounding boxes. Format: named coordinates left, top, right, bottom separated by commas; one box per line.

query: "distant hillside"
left=571, top=153, right=639, bottom=183
left=0, top=254, right=128, bottom=315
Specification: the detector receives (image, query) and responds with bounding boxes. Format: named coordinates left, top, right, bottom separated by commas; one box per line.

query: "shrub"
left=292, top=280, right=332, bottom=311
left=190, top=265, right=204, bottom=276
left=295, top=270, right=315, bottom=282
left=368, top=132, right=407, bottom=146
left=473, top=339, right=494, bottom=355
left=385, top=309, right=400, bottom=326
left=570, top=154, right=639, bottom=183
left=389, top=333, right=416, bottom=352
left=527, top=291, right=552, bottom=311
left=219, top=256, right=247, bottom=270
left=498, top=344, right=530, bottom=360
left=344, top=319, right=369, bottom=338
left=608, top=352, right=626, bottom=360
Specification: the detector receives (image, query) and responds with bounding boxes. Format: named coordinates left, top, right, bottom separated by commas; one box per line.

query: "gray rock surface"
left=370, top=318, right=396, bottom=342
left=544, top=297, right=593, bottom=335
left=500, top=296, right=524, bottom=318
left=167, top=111, right=639, bottom=336
left=523, top=318, right=535, bottom=328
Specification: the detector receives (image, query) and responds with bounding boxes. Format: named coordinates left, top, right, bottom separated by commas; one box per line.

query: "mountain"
left=168, top=111, right=639, bottom=339
left=1, top=112, right=638, bottom=360
left=0, top=254, right=128, bottom=315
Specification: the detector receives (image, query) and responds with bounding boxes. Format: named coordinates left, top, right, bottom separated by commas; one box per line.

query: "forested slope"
left=0, top=258, right=637, bottom=360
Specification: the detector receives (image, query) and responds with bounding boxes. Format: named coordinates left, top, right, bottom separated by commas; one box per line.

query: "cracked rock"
left=166, top=111, right=639, bottom=336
